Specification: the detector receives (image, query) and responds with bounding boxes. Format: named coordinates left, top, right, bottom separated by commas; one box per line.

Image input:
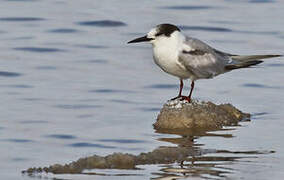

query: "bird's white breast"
left=152, top=32, right=192, bottom=79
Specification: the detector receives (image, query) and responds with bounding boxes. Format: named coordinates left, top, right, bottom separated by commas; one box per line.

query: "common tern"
left=128, top=24, right=281, bottom=102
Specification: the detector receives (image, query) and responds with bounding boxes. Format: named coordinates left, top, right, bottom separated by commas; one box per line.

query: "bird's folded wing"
left=178, top=50, right=228, bottom=79
left=177, top=37, right=230, bottom=79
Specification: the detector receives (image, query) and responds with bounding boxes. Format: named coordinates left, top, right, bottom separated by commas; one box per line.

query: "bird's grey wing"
left=177, top=37, right=230, bottom=79
left=180, top=37, right=281, bottom=73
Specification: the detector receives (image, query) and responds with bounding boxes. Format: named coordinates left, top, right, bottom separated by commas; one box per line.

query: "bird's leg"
left=188, top=81, right=195, bottom=102
left=171, top=79, right=184, bottom=100
left=178, top=79, right=183, bottom=97
left=180, top=81, right=194, bottom=102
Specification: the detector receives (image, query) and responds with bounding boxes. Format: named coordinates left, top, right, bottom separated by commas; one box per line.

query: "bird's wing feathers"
left=177, top=37, right=229, bottom=79
left=179, top=37, right=282, bottom=76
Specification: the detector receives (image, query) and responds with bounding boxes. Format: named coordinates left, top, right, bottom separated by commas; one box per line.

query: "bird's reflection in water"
left=151, top=128, right=274, bottom=180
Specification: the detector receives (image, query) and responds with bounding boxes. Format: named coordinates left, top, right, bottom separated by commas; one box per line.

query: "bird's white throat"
left=151, top=31, right=191, bottom=79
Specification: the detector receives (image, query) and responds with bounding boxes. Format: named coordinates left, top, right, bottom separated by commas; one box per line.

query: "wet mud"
left=154, top=99, right=250, bottom=131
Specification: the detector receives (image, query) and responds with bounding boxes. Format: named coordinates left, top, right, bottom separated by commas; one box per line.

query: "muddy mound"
left=23, top=146, right=195, bottom=174
left=154, top=99, right=250, bottom=131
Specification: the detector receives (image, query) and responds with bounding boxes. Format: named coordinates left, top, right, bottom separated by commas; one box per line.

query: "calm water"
left=0, top=0, right=284, bottom=179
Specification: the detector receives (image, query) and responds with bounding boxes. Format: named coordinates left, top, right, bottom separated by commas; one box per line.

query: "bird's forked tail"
left=225, top=54, right=282, bottom=70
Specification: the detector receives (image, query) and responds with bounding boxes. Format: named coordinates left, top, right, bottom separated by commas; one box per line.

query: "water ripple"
left=11, top=158, right=29, bottom=162
left=45, top=134, right=76, bottom=140
left=10, top=36, right=34, bottom=40
left=6, top=139, right=33, bottom=143
left=76, top=114, right=94, bottom=119
left=35, top=66, right=57, bottom=70
left=145, top=84, right=177, bottom=89
left=75, top=44, right=107, bottom=49
left=185, top=23, right=279, bottom=35
left=0, top=71, right=22, bottom=77
left=47, top=28, right=80, bottom=33
left=110, top=99, right=136, bottom=104
left=20, top=120, right=48, bottom=124
left=161, top=5, right=213, bottom=10
left=5, top=0, right=37, bottom=1
left=97, top=139, right=147, bottom=144
left=266, top=63, right=284, bottom=67
left=0, top=17, right=45, bottom=22
left=250, top=0, right=274, bottom=3
left=21, top=98, right=43, bottom=102
left=89, top=89, right=134, bottom=93
left=2, top=84, right=33, bottom=88
left=55, top=104, right=102, bottom=110
left=68, top=142, right=116, bottom=148
left=139, top=107, right=160, bottom=112
left=14, top=47, right=64, bottom=53
left=85, top=59, right=108, bottom=64
left=76, top=20, right=127, bottom=27
left=180, top=25, right=232, bottom=32
left=242, top=83, right=282, bottom=89
left=236, top=30, right=279, bottom=35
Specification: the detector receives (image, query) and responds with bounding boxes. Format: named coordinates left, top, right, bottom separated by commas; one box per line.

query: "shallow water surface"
left=0, top=0, right=284, bottom=179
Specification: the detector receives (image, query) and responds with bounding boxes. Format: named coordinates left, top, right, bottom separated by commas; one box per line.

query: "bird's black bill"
left=127, top=35, right=153, bottom=44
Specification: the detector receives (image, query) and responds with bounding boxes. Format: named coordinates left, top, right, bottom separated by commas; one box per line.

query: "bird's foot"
left=171, top=96, right=181, bottom=100
left=171, top=96, right=191, bottom=103
left=180, top=96, right=191, bottom=103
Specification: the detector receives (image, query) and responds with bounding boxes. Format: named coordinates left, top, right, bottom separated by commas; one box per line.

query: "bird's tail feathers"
left=231, top=54, right=282, bottom=62
left=226, top=54, right=281, bottom=70
left=225, top=60, right=263, bottom=70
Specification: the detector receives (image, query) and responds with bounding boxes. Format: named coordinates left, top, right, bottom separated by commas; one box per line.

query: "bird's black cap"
left=155, top=24, right=181, bottom=37
left=127, top=23, right=180, bottom=44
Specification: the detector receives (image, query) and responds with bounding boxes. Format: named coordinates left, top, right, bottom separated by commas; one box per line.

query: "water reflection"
left=151, top=128, right=274, bottom=179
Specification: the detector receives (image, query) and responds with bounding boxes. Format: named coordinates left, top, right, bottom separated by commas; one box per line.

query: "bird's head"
left=128, top=24, right=181, bottom=45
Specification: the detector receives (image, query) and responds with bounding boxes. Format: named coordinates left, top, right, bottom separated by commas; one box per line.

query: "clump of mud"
left=23, top=146, right=195, bottom=175
left=154, top=99, right=250, bottom=131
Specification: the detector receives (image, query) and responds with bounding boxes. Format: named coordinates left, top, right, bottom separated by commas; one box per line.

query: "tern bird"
left=128, top=24, right=281, bottom=102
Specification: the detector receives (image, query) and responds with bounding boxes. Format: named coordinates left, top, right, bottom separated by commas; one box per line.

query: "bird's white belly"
left=153, top=51, right=191, bottom=79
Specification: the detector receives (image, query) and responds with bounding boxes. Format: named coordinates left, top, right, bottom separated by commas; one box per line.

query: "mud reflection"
left=151, top=128, right=274, bottom=179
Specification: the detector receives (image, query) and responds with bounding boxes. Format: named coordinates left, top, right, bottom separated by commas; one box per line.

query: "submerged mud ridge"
left=23, top=99, right=251, bottom=176
left=23, top=146, right=196, bottom=174
left=154, top=99, right=250, bottom=131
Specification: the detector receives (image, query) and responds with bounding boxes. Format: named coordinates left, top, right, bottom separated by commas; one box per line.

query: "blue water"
left=0, top=0, right=284, bottom=179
